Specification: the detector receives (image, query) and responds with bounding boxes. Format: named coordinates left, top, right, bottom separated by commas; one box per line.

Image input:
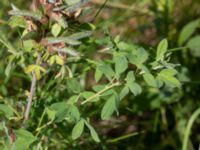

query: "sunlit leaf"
left=114, top=53, right=128, bottom=77
left=95, top=68, right=103, bottom=82
left=101, top=95, right=116, bottom=120
left=143, top=73, right=157, bottom=88
left=156, top=39, right=168, bottom=61
left=72, top=119, right=84, bottom=140
left=51, top=23, right=62, bottom=37
left=158, top=69, right=181, bottom=88
left=9, top=16, right=26, bottom=28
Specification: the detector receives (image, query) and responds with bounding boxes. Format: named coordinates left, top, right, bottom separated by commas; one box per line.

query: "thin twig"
left=23, top=54, right=41, bottom=124
left=92, top=0, right=109, bottom=22
left=91, top=0, right=152, bottom=16
left=107, top=131, right=145, bottom=143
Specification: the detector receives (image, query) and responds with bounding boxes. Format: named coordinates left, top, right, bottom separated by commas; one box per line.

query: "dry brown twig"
left=23, top=53, right=41, bottom=124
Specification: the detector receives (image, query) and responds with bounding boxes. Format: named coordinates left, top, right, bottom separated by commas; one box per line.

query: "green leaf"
left=84, top=120, right=100, bottom=142
left=158, top=69, right=181, bottom=88
left=25, top=65, right=46, bottom=80
left=101, top=95, right=116, bottom=120
left=46, top=37, right=81, bottom=46
left=99, top=64, right=115, bottom=80
left=56, top=16, right=68, bottom=28
left=128, top=47, right=149, bottom=66
left=55, top=55, right=64, bottom=65
left=119, top=86, right=129, bottom=100
left=67, top=105, right=80, bottom=122
left=0, top=104, right=14, bottom=119
left=51, top=23, right=62, bottom=37
left=67, top=31, right=92, bottom=40
left=158, top=75, right=181, bottom=88
left=46, top=108, right=56, bottom=121
left=22, top=31, right=38, bottom=40
left=126, top=71, right=135, bottom=83
left=9, top=10, right=42, bottom=21
left=114, top=53, right=128, bottom=76
left=178, top=19, right=199, bottom=45
left=50, top=102, right=68, bottom=122
left=156, top=39, right=168, bottom=61
left=59, top=47, right=80, bottom=57
left=13, top=129, right=36, bottom=150
left=72, top=119, right=84, bottom=140
left=23, top=40, right=33, bottom=52
left=95, top=68, right=103, bottom=82
left=0, top=34, right=18, bottom=55
left=187, top=36, right=200, bottom=57
left=143, top=73, right=157, bottom=88
left=8, top=16, right=26, bottom=28
left=159, top=69, right=178, bottom=76
left=67, top=95, right=79, bottom=104
left=50, top=102, right=80, bottom=122
left=128, top=83, right=142, bottom=96
left=67, top=78, right=82, bottom=94
left=5, top=62, right=13, bottom=77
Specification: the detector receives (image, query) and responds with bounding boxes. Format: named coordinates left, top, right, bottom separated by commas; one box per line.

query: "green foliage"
left=13, top=129, right=36, bottom=150
left=0, top=0, right=199, bottom=149
left=178, top=19, right=199, bottom=45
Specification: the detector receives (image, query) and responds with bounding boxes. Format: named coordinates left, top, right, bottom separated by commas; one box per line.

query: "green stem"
left=167, top=45, right=200, bottom=53
left=167, top=46, right=188, bottom=52
left=182, top=107, right=200, bottom=150
left=35, top=121, right=52, bottom=137
left=81, top=82, right=121, bottom=105
left=107, top=131, right=145, bottom=143
left=36, top=109, right=46, bottom=130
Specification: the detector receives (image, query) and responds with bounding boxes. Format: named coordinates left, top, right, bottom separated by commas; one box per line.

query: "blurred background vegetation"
left=0, top=0, right=200, bottom=149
